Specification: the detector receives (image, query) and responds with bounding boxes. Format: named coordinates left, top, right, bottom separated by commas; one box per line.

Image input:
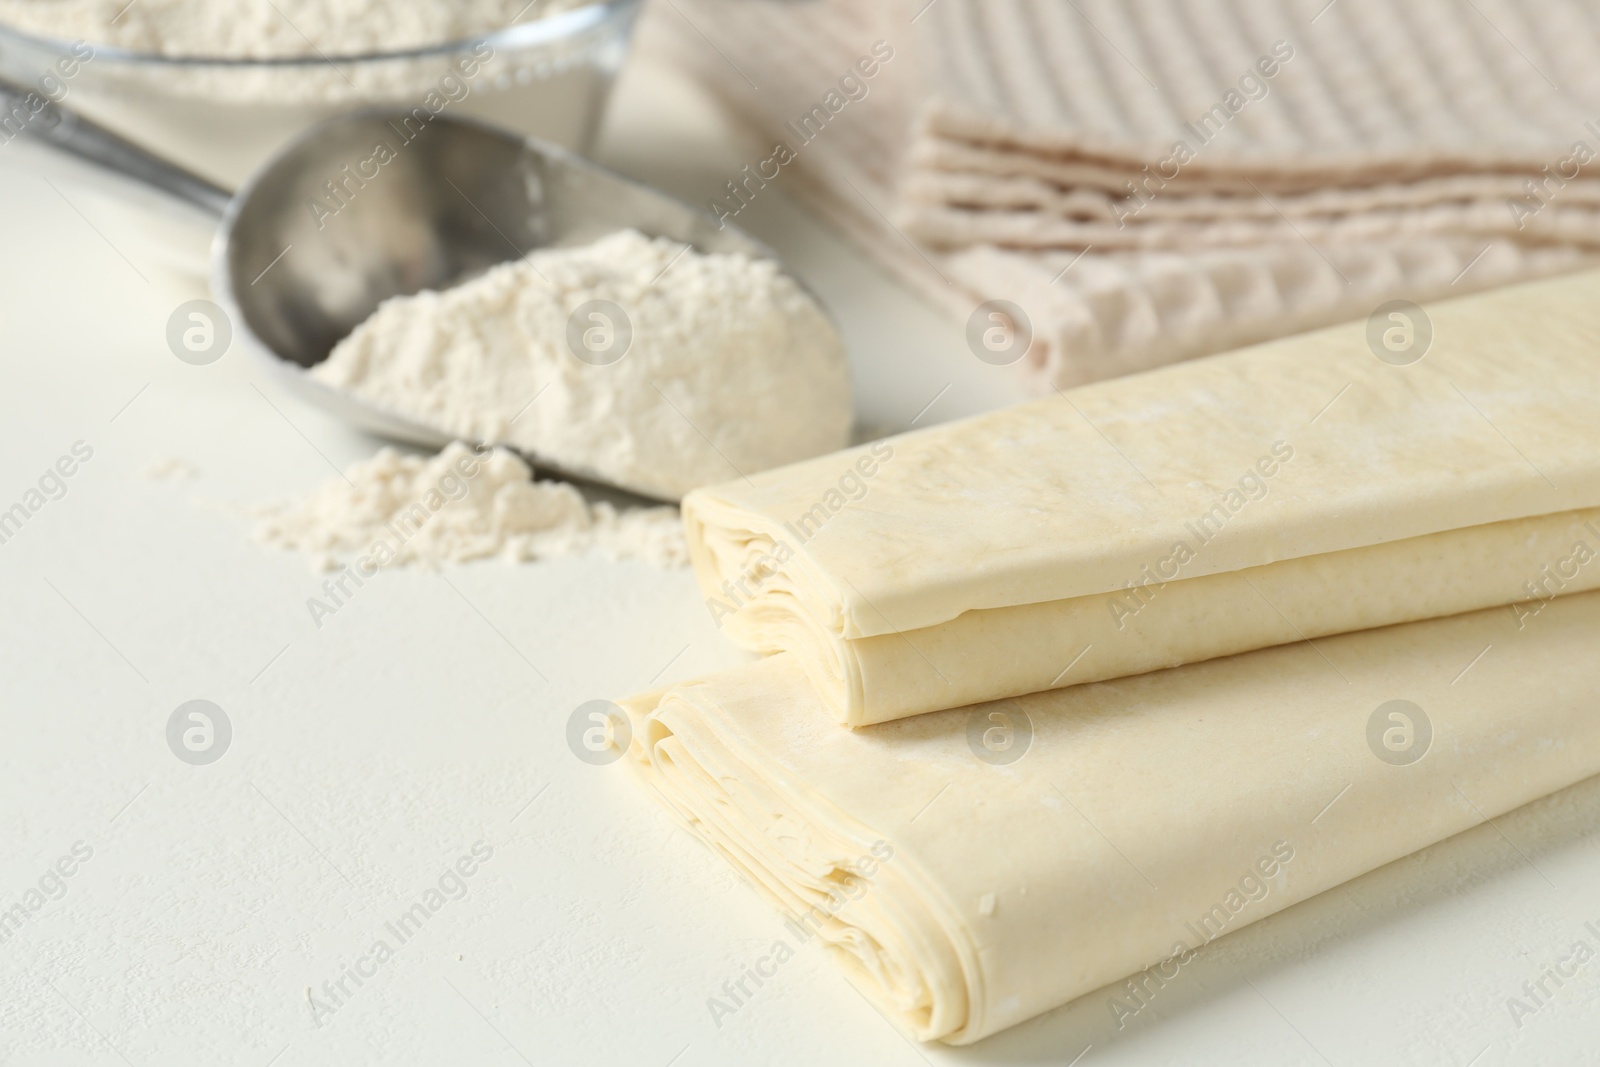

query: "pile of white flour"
left=254, top=442, right=686, bottom=570
left=0, top=0, right=591, bottom=56
left=311, top=229, right=852, bottom=500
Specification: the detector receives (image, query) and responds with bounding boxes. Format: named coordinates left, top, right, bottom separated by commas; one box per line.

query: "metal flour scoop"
left=4, top=80, right=781, bottom=501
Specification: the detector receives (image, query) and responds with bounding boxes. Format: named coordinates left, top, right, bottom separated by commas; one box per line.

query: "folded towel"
left=636, top=0, right=1600, bottom=387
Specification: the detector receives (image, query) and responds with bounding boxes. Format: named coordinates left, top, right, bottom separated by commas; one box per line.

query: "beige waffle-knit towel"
left=636, top=0, right=1600, bottom=387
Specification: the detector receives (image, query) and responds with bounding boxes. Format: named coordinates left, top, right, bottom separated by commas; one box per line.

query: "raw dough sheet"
left=684, top=269, right=1600, bottom=724
left=622, top=589, right=1600, bottom=1043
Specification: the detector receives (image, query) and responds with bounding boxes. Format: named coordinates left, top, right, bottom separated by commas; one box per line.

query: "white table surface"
left=2, top=48, right=1598, bottom=1067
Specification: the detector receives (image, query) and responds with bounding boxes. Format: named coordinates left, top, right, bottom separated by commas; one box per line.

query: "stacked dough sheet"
left=685, top=270, right=1600, bottom=726
left=619, top=269, right=1600, bottom=1044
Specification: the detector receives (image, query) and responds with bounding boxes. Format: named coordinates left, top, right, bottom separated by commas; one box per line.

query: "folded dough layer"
left=718, top=506, right=1600, bottom=725
left=685, top=269, right=1600, bottom=724
left=623, top=590, right=1600, bottom=1044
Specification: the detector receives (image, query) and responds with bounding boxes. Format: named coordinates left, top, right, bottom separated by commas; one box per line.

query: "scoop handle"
left=1, top=76, right=231, bottom=215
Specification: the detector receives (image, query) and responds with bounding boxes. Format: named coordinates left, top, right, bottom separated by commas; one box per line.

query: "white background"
left=1, top=45, right=1597, bottom=1067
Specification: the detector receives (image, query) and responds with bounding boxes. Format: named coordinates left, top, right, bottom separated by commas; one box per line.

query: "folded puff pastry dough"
left=684, top=269, right=1600, bottom=726
left=622, top=589, right=1600, bottom=1044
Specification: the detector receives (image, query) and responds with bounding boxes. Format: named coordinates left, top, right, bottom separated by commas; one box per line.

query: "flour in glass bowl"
left=311, top=229, right=853, bottom=501
left=0, top=0, right=595, bottom=56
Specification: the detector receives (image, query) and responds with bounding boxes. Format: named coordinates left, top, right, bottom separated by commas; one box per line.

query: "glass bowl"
left=0, top=0, right=641, bottom=186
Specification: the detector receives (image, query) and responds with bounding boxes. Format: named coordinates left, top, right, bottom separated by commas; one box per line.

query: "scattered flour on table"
left=0, top=0, right=593, bottom=56
left=253, top=442, right=687, bottom=570
left=311, top=229, right=852, bottom=500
